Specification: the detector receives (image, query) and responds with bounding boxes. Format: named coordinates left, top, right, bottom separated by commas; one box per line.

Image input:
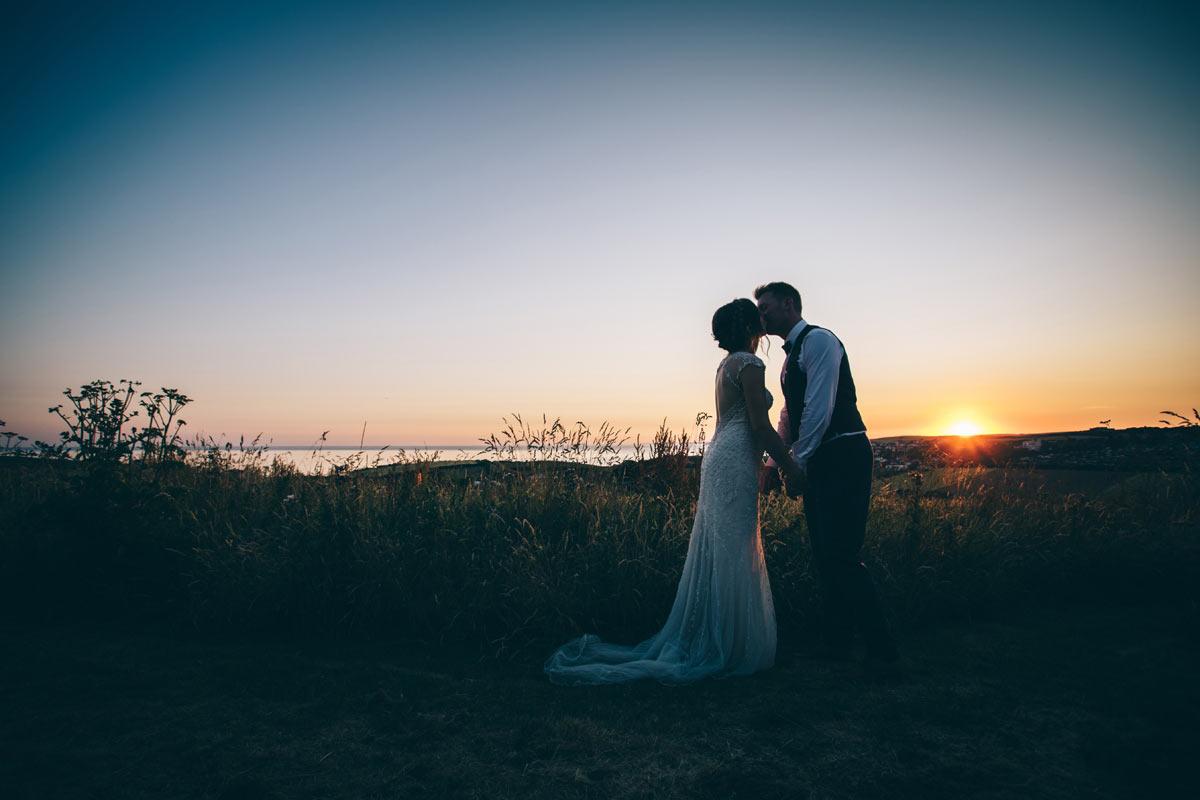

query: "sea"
left=188, top=443, right=652, bottom=474
left=3, top=443, right=666, bottom=474
left=220, top=445, right=482, bottom=474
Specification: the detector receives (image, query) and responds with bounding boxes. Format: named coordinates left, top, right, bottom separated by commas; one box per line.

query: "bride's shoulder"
left=723, top=351, right=765, bottom=373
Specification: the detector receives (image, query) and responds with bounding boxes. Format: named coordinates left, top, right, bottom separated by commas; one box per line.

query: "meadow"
left=1, top=432, right=1195, bottom=650
left=1, top=407, right=1197, bottom=797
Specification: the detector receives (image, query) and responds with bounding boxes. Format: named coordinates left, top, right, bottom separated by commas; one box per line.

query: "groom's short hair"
left=754, top=282, right=802, bottom=313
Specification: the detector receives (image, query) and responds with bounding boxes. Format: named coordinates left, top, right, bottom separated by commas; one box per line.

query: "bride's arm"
left=740, top=365, right=804, bottom=484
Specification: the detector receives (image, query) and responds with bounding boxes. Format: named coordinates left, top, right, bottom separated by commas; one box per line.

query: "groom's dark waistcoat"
left=783, top=324, right=867, bottom=446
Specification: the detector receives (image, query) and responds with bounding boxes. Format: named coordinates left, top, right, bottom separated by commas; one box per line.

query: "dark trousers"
left=803, top=434, right=898, bottom=660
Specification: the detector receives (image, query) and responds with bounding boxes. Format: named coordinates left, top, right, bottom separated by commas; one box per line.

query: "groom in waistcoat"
left=755, top=281, right=900, bottom=671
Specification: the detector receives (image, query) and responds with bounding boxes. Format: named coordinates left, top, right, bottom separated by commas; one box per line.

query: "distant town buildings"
left=870, top=427, right=1197, bottom=474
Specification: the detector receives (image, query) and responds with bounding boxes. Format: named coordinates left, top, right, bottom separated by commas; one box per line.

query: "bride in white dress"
left=545, top=299, right=806, bottom=685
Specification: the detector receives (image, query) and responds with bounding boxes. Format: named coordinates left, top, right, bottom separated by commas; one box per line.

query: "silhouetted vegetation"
left=2, top=382, right=1196, bottom=656
left=3, top=382, right=1197, bottom=798
left=28, top=379, right=193, bottom=465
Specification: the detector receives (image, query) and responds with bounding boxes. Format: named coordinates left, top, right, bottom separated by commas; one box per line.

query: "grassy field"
left=2, top=603, right=1195, bottom=799
left=2, top=452, right=1195, bottom=647
left=0, top=447, right=1197, bottom=797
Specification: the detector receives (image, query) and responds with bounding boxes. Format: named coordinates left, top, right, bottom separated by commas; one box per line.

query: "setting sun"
left=947, top=420, right=983, bottom=437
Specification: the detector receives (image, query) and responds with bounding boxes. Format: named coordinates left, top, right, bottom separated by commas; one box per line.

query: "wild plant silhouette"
left=1, top=382, right=1196, bottom=656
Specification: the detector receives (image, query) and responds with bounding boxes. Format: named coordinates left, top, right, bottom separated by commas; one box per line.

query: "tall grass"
left=0, top=423, right=1195, bottom=654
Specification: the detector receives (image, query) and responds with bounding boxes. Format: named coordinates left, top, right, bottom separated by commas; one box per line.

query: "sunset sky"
left=3, top=1, right=1198, bottom=447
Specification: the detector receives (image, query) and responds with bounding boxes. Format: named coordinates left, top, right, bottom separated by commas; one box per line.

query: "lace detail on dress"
left=714, top=352, right=771, bottom=437
left=544, top=351, right=777, bottom=685
left=723, top=351, right=765, bottom=375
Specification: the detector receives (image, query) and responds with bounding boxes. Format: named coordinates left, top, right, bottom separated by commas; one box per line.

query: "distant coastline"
left=5, top=426, right=1194, bottom=475
left=219, top=445, right=481, bottom=451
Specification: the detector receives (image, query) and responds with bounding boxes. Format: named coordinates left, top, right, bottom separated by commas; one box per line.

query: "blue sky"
left=3, top=1, right=1198, bottom=444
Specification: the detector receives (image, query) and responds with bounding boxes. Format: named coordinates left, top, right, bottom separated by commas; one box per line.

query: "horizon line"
left=265, top=426, right=1169, bottom=449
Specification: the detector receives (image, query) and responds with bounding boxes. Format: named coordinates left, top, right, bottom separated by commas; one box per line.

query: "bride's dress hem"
left=543, top=352, right=777, bottom=687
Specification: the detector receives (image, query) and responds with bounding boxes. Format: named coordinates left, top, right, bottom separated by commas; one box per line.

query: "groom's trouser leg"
left=804, top=436, right=897, bottom=660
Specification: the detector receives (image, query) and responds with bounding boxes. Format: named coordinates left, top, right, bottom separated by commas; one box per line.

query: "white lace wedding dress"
left=544, top=351, right=777, bottom=685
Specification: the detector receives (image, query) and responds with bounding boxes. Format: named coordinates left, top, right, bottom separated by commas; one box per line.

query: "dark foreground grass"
left=1, top=450, right=1196, bottom=797
left=2, top=603, right=1195, bottom=799
left=2, top=455, right=1196, bottom=654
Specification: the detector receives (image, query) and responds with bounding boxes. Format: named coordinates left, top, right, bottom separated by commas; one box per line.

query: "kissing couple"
left=545, top=281, right=900, bottom=685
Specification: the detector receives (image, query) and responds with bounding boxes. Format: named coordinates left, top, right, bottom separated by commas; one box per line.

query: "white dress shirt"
left=775, top=319, right=867, bottom=473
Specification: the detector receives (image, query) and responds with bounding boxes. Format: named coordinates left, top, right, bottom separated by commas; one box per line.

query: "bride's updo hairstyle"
left=712, top=298, right=764, bottom=352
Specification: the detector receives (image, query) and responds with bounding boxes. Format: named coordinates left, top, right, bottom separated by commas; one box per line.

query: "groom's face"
left=756, top=292, right=791, bottom=337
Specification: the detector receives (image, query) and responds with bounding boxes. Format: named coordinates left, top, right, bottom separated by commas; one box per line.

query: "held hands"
left=762, top=460, right=806, bottom=498
left=759, top=464, right=783, bottom=494
left=782, top=464, right=807, bottom=499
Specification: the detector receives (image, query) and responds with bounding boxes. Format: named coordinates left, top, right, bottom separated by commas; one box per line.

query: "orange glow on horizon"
left=946, top=420, right=984, bottom=437
left=918, top=408, right=999, bottom=438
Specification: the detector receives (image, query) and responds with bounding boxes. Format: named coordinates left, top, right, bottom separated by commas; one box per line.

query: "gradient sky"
left=3, top=0, right=1198, bottom=446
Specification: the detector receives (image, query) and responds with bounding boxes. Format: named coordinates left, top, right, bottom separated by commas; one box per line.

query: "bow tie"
left=782, top=339, right=793, bottom=354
